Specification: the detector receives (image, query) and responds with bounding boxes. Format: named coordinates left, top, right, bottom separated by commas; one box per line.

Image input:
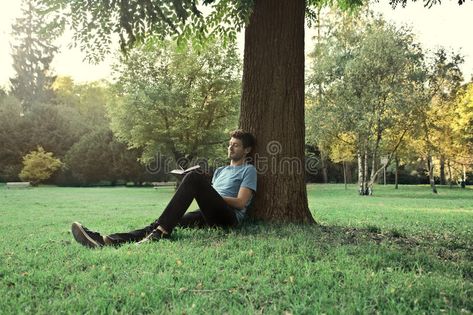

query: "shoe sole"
left=71, top=222, right=102, bottom=248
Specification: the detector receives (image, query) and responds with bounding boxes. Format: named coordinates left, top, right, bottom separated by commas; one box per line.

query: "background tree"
left=420, top=48, right=464, bottom=193
left=0, top=95, right=31, bottom=181
left=306, top=9, right=366, bottom=185
left=51, top=78, right=155, bottom=185
left=308, top=17, right=426, bottom=195
left=454, top=82, right=473, bottom=148
left=9, top=0, right=58, bottom=112
left=328, top=133, right=356, bottom=189
left=108, top=38, right=241, bottom=166
left=19, top=146, right=63, bottom=185
left=52, top=77, right=110, bottom=127
left=386, top=132, right=419, bottom=189
left=26, top=103, right=86, bottom=158
left=451, top=82, right=473, bottom=186
left=65, top=129, right=149, bottom=185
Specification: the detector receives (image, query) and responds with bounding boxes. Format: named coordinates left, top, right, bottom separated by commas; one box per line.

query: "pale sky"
left=1, top=1, right=472, bottom=90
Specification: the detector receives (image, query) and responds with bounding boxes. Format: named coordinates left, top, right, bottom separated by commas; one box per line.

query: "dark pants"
left=106, top=171, right=238, bottom=245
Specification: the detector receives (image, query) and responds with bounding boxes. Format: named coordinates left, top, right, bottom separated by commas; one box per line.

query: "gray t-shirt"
left=212, top=164, right=257, bottom=223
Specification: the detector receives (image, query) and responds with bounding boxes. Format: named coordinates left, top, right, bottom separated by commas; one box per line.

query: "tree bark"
left=358, top=150, right=370, bottom=195
left=358, top=152, right=363, bottom=194
left=364, top=150, right=369, bottom=194
left=439, top=155, right=446, bottom=185
left=447, top=159, right=453, bottom=188
left=461, top=164, right=467, bottom=188
left=426, top=155, right=438, bottom=194
left=343, top=161, right=347, bottom=190
left=394, top=156, right=399, bottom=190
left=240, top=0, right=314, bottom=223
left=346, top=162, right=352, bottom=185
left=370, top=150, right=377, bottom=184
left=320, top=151, right=328, bottom=183
left=367, top=163, right=386, bottom=193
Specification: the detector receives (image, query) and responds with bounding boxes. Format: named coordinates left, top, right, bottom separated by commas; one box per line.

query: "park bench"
left=152, top=182, right=176, bottom=189
left=6, top=182, right=31, bottom=188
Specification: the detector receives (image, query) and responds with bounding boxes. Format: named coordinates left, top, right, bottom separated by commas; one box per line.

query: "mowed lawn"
left=0, top=184, right=472, bottom=314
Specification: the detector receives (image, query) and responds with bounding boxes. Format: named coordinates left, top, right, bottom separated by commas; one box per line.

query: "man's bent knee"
left=182, top=171, right=205, bottom=184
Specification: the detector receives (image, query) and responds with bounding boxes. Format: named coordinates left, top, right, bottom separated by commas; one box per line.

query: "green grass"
left=0, top=184, right=472, bottom=314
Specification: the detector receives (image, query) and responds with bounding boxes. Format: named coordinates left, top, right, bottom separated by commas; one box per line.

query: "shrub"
left=19, top=147, right=63, bottom=185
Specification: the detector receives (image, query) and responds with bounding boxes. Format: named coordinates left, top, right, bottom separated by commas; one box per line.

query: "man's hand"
left=223, top=187, right=254, bottom=209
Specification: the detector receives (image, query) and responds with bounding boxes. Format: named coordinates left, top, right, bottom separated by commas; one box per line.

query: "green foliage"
left=454, top=83, right=473, bottom=147
left=0, top=184, right=472, bottom=313
left=329, top=132, right=356, bottom=163
left=27, top=103, right=89, bottom=158
left=19, top=146, right=63, bottom=185
left=108, top=38, right=241, bottom=164
left=0, top=76, right=139, bottom=185
left=328, top=21, right=425, bottom=142
left=0, top=95, right=30, bottom=181
left=306, top=9, right=372, bottom=157
left=307, top=14, right=427, bottom=192
left=37, top=0, right=460, bottom=64
left=37, top=0, right=373, bottom=63
left=306, top=0, right=365, bottom=27
left=52, top=78, right=111, bottom=128
left=387, top=0, right=468, bottom=9
left=10, top=0, right=58, bottom=111
left=416, top=48, right=466, bottom=188
left=64, top=129, right=149, bottom=185
left=38, top=0, right=254, bottom=62
left=426, top=48, right=464, bottom=101
left=442, top=81, right=473, bottom=180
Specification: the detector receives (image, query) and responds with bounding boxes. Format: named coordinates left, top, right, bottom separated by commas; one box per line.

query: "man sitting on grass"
left=71, top=129, right=257, bottom=248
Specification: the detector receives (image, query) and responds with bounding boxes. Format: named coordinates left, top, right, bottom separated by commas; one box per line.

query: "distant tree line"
left=0, top=78, right=164, bottom=185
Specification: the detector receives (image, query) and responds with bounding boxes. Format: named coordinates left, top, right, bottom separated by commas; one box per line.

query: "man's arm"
left=223, top=187, right=254, bottom=209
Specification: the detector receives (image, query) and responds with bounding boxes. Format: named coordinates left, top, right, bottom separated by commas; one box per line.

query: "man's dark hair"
left=230, top=129, right=256, bottom=149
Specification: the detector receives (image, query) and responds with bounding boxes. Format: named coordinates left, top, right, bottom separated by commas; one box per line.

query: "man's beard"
left=229, top=152, right=243, bottom=161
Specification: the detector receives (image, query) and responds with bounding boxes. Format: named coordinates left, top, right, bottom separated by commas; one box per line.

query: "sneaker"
left=71, top=222, right=105, bottom=248
left=137, top=228, right=169, bottom=245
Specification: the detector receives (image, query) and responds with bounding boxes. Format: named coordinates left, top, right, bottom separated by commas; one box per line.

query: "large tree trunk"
left=240, top=0, right=314, bottom=223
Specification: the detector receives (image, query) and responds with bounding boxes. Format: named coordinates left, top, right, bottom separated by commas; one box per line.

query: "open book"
left=169, top=165, right=201, bottom=176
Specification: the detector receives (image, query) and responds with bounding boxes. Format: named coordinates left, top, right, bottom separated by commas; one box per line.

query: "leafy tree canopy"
left=38, top=0, right=372, bottom=62
left=108, top=37, right=241, bottom=164
left=37, top=0, right=470, bottom=63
